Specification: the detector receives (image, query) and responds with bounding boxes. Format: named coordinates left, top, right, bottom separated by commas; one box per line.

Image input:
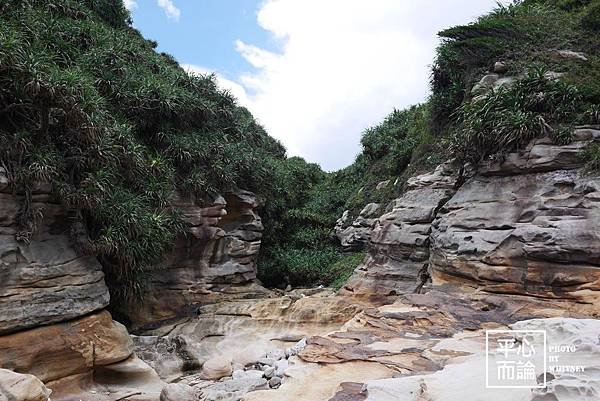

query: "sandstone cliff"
left=0, top=169, right=109, bottom=335
left=0, top=171, right=156, bottom=399
left=341, top=127, right=600, bottom=311
left=127, top=190, right=270, bottom=330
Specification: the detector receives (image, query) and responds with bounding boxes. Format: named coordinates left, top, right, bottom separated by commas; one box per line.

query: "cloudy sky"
left=126, top=0, right=502, bottom=171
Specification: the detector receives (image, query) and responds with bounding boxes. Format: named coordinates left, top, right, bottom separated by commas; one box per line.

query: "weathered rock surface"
left=342, top=162, right=459, bottom=296
left=480, top=129, right=600, bottom=175
left=239, top=288, right=596, bottom=401
left=199, top=356, right=232, bottom=380
left=133, top=292, right=371, bottom=382
left=361, top=317, right=600, bottom=401
left=0, top=369, right=50, bottom=401
left=0, top=311, right=132, bottom=383
left=334, top=204, right=381, bottom=251
left=160, top=383, right=200, bottom=401
left=128, top=191, right=270, bottom=330
left=551, top=49, right=588, bottom=62
left=47, top=356, right=165, bottom=401
left=430, top=129, right=600, bottom=306
left=0, top=178, right=109, bottom=335
left=341, top=128, right=600, bottom=308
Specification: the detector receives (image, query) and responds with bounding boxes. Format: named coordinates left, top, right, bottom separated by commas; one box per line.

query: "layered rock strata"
left=430, top=129, right=600, bottom=306
left=342, top=129, right=600, bottom=307
left=128, top=190, right=269, bottom=329
left=0, top=369, right=51, bottom=401
left=334, top=203, right=381, bottom=251
left=342, top=162, right=459, bottom=296
left=0, top=170, right=109, bottom=335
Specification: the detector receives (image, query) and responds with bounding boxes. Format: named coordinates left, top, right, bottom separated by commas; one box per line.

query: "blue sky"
left=128, top=1, right=276, bottom=83
left=125, top=1, right=502, bottom=171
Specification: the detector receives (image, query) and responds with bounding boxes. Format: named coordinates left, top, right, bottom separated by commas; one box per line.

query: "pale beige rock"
left=363, top=318, right=600, bottom=401
left=0, top=311, right=132, bottom=382
left=244, top=361, right=394, bottom=401
left=47, top=355, right=164, bottom=401
left=551, top=49, right=588, bottom=62
left=0, top=369, right=50, bottom=401
left=134, top=296, right=373, bottom=382
left=200, top=356, right=232, bottom=380
left=198, top=374, right=268, bottom=400
left=160, top=383, right=200, bottom=401
left=431, top=155, right=600, bottom=305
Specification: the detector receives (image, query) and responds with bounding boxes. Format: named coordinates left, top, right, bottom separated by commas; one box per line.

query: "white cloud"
left=157, top=0, right=181, bottom=22
left=181, top=64, right=251, bottom=108
left=123, top=0, right=137, bottom=11
left=230, top=0, right=501, bottom=171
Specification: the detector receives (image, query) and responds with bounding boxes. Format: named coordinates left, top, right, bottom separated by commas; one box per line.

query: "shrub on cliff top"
left=450, top=68, right=581, bottom=164
left=429, top=0, right=593, bottom=135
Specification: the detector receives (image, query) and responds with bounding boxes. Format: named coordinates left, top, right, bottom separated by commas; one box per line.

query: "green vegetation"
left=433, top=0, right=600, bottom=167
left=342, top=104, right=442, bottom=220
left=0, top=0, right=285, bottom=301
left=258, top=159, right=360, bottom=287
left=451, top=68, right=581, bottom=164
left=582, top=143, right=600, bottom=170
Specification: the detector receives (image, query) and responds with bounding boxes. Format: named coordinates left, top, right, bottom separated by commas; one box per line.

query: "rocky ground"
left=112, top=288, right=600, bottom=401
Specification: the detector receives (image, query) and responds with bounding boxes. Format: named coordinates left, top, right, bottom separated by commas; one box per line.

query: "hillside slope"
left=0, top=0, right=294, bottom=303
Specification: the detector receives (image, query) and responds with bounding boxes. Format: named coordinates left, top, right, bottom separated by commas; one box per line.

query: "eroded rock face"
left=133, top=292, right=373, bottom=383
left=361, top=317, right=600, bottom=401
left=342, top=162, right=459, bottom=296
left=128, top=190, right=270, bottom=330
left=0, top=177, right=109, bottom=335
left=0, top=311, right=132, bottom=383
left=334, top=204, right=381, bottom=251
left=46, top=355, right=165, bottom=401
left=0, top=369, right=51, bottom=401
left=430, top=130, right=600, bottom=306
left=239, top=288, right=597, bottom=401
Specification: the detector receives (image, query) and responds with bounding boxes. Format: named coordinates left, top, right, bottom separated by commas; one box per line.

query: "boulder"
left=160, top=383, right=200, bottom=401
left=268, top=376, right=282, bottom=388
left=198, top=375, right=268, bottom=401
left=0, top=311, right=132, bottom=382
left=200, top=356, right=232, bottom=380
left=493, top=61, right=508, bottom=73
left=0, top=369, right=50, bottom=401
left=551, top=49, right=588, bottom=62
left=471, top=73, right=500, bottom=95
